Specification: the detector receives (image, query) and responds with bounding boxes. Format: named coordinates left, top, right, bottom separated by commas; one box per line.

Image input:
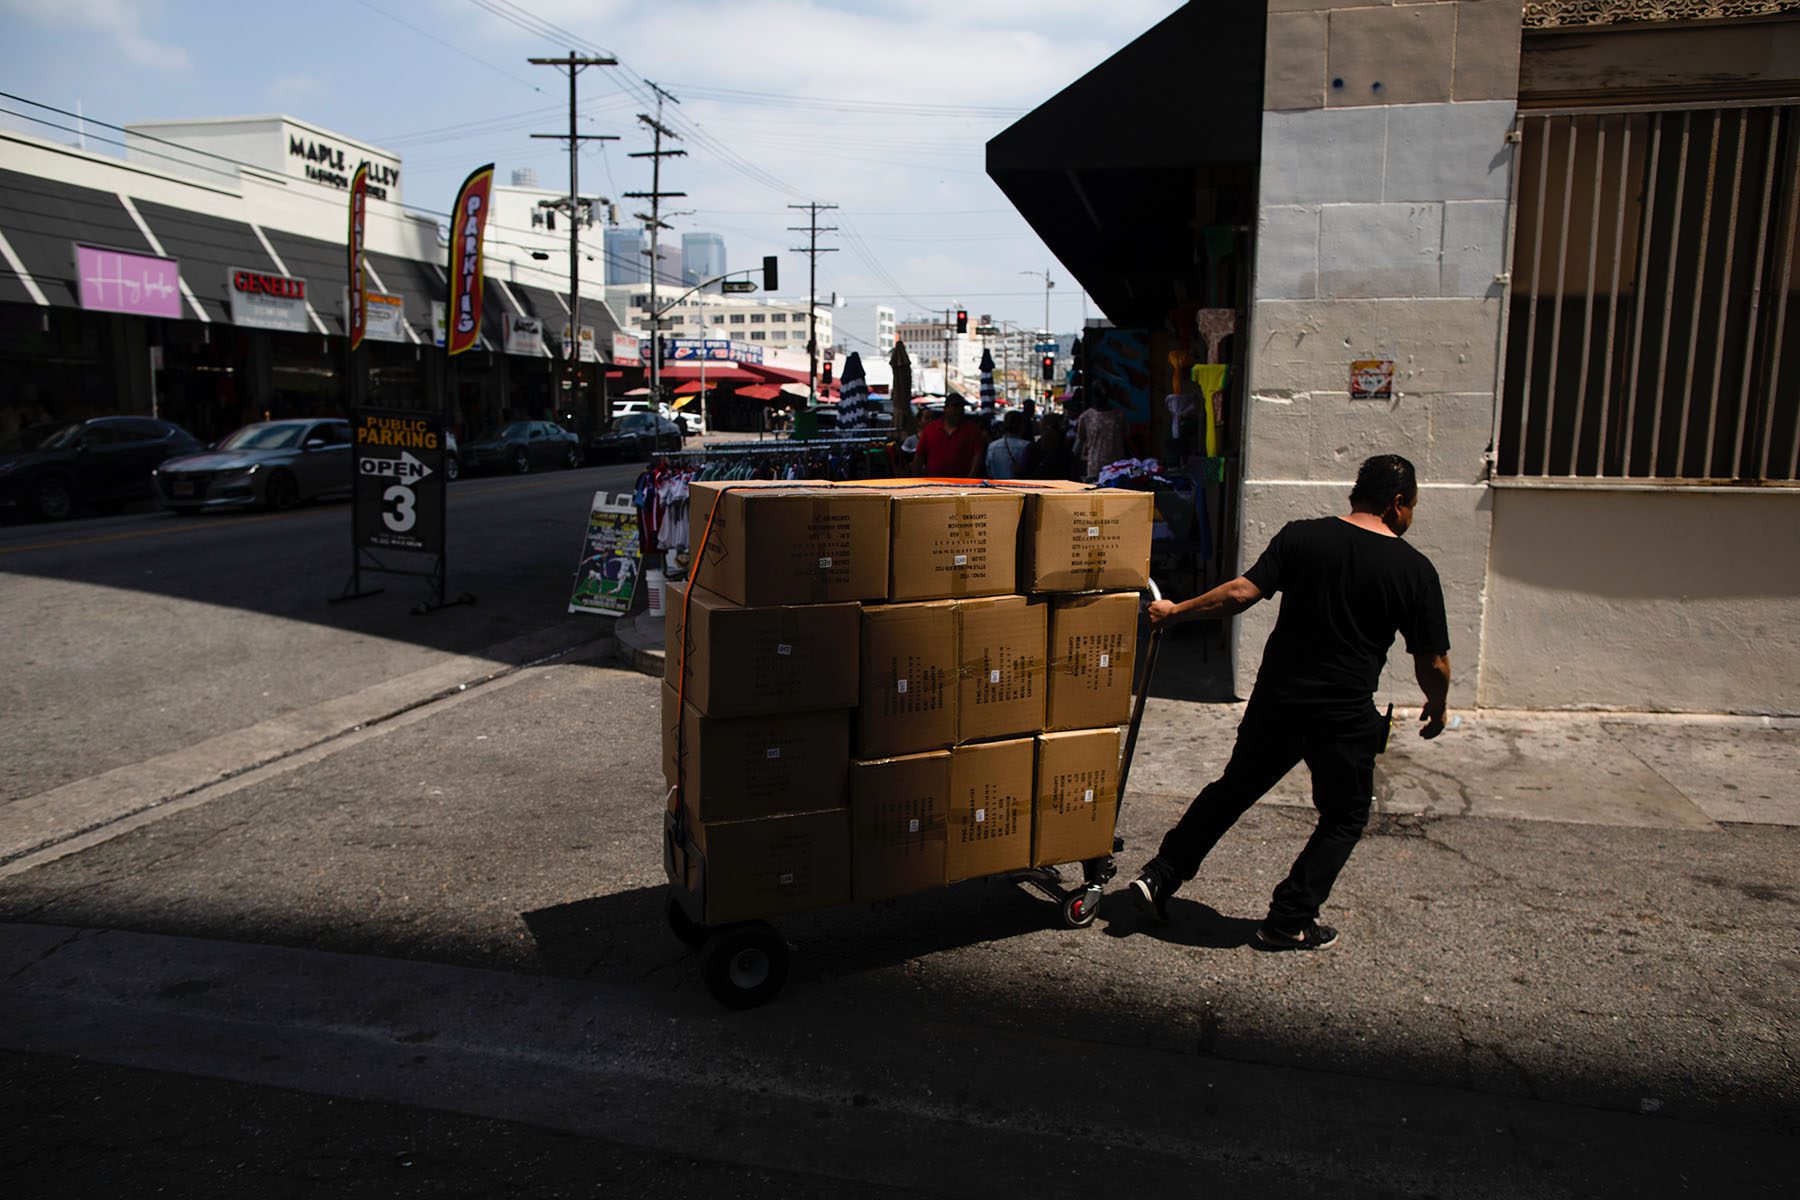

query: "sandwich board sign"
left=353, top=408, right=445, bottom=555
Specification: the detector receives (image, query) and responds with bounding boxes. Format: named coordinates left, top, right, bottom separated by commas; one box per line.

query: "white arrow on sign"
left=359, top=450, right=434, bottom=483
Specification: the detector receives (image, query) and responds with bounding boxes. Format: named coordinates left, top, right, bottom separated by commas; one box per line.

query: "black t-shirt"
left=1242, top=517, right=1450, bottom=710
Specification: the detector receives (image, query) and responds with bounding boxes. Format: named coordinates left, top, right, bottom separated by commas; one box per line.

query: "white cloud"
left=2, top=0, right=191, bottom=71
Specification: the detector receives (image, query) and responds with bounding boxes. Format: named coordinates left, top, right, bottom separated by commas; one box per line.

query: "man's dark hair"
left=1349, top=454, right=1418, bottom=509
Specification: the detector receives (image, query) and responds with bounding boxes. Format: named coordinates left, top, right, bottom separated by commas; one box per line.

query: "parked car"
left=155, top=418, right=354, bottom=513
left=0, top=416, right=202, bottom=521
left=588, top=412, right=684, bottom=462
left=461, top=420, right=582, bottom=475
left=614, top=399, right=700, bottom=437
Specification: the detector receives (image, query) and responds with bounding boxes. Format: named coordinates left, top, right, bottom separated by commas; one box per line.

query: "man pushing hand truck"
left=1130, top=454, right=1453, bottom=950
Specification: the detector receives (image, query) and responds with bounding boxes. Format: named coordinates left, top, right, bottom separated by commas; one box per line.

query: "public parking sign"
left=352, top=408, right=445, bottom=555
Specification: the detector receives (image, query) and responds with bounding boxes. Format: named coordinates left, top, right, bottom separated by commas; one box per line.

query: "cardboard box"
left=1046, top=591, right=1139, bottom=730
left=664, top=583, right=859, bottom=717
left=1033, top=728, right=1123, bottom=867
left=946, top=738, right=1034, bottom=882
left=955, top=595, right=1048, bottom=743
left=1021, top=487, right=1153, bottom=593
left=850, top=751, right=950, bottom=902
left=676, top=808, right=852, bottom=925
left=689, top=480, right=891, bottom=607
left=859, top=600, right=957, bottom=757
left=662, top=683, right=849, bottom=821
left=888, top=487, right=1024, bottom=602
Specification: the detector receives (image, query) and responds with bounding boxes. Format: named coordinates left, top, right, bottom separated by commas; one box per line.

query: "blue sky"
left=0, top=0, right=1185, bottom=333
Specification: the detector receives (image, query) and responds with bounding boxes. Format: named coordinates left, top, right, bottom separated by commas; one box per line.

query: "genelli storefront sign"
left=229, top=267, right=311, bottom=333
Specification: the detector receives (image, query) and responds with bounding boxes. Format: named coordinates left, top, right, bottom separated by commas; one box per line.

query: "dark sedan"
left=588, top=413, right=684, bottom=463
left=461, top=421, right=582, bottom=475
left=0, top=416, right=201, bottom=520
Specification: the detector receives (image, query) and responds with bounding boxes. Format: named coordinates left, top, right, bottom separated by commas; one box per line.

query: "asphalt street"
left=0, top=458, right=1795, bottom=1195
left=0, top=459, right=638, bottom=804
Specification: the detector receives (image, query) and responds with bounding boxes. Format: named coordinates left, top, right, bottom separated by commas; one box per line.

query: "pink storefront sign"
left=74, top=243, right=184, bottom=318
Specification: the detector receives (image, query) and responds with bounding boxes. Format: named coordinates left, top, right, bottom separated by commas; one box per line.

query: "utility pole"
left=528, top=52, right=617, bottom=427
left=625, top=83, right=686, bottom=407
left=786, top=202, right=837, bottom=409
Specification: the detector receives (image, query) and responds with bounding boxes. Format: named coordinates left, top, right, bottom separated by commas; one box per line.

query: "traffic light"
left=955, top=309, right=968, bottom=334
left=821, top=359, right=834, bottom=387
left=1041, top=354, right=1055, bottom=382
left=763, top=255, right=778, bottom=291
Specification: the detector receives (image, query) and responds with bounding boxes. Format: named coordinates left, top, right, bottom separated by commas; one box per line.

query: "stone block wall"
left=1235, top=0, right=1524, bottom=705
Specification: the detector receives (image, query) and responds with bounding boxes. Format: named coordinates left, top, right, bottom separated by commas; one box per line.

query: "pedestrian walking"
left=985, top=410, right=1035, bottom=480
left=1074, top=387, right=1127, bottom=482
left=1129, top=454, right=1452, bottom=950
left=1031, top=411, right=1075, bottom=480
left=913, top=392, right=987, bottom=478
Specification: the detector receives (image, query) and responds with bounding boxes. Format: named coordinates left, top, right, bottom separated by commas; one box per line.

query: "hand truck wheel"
left=665, top=894, right=708, bottom=950
left=700, top=921, right=789, bottom=1009
left=1061, top=886, right=1102, bottom=929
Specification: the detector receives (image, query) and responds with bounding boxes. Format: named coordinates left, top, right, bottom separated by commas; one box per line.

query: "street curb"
left=612, top=612, right=665, bottom=678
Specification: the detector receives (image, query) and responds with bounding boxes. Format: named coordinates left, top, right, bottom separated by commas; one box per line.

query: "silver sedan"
left=155, top=419, right=354, bottom=513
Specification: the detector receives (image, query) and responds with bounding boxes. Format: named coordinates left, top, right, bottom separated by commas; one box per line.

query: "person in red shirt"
left=913, top=393, right=987, bottom=477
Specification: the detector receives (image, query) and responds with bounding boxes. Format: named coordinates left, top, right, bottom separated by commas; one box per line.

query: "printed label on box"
left=1099, top=653, right=1110, bottom=668
left=953, top=554, right=968, bottom=566
left=897, top=678, right=909, bottom=694
left=989, top=669, right=1002, bottom=684
left=766, top=747, right=782, bottom=760
left=1084, top=788, right=1094, bottom=803
left=779, top=872, right=795, bottom=886
left=908, top=818, right=920, bottom=833
left=818, top=556, right=833, bottom=569
left=975, top=808, right=986, bottom=823
left=777, top=643, right=793, bottom=656
left=1087, top=526, right=1100, bottom=538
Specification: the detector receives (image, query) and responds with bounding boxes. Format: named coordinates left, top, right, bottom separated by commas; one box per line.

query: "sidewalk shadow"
left=1097, top=893, right=1261, bottom=949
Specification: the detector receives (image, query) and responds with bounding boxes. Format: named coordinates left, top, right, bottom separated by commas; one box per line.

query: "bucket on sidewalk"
left=646, top=567, right=666, bottom=618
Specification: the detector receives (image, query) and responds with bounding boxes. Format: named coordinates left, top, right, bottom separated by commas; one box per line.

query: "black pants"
left=1153, top=699, right=1385, bottom=929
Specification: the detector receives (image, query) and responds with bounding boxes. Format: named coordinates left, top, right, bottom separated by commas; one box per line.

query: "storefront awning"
left=736, top=384, right=783, bottom=401
left=984, top=0, right=1265, bottom=327
left=0, top=167, right=164, bottom=310
left=134, top=199, right=275, bottom=324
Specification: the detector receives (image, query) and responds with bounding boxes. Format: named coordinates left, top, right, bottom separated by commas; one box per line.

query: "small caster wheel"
left=1062, top=887, right=1101, bottom=929
left=665, top=894, right=708, bottom=949
left=700, top=921, right=789, bottom=1009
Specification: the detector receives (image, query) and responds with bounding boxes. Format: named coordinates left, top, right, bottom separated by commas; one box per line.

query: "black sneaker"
left=1257, top=921, right=1339, bottom=951
left=1129, top=870, right=1170, bottom=923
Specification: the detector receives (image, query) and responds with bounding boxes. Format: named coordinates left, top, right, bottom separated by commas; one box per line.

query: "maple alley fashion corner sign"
left=352, top=409, right=445, bottom=555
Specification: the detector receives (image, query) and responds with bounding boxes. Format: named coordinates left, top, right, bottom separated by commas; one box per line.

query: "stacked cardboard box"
left=665, top=479, right=1152, bottom=923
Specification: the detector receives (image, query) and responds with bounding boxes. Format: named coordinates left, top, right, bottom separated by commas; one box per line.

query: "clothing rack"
left=655, top=434, right=895, bottom=460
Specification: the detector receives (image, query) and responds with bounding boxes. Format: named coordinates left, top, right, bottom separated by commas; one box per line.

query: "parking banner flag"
left=347, top=163, right=368, bottom=351
left=446, top=163, right=495, bottom=357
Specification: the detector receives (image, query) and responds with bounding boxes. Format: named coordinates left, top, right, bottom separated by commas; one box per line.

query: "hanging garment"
left=1189, top=363, right=1229, bottom=457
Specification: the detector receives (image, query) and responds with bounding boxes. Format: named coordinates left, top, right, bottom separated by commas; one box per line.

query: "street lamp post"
left=1019, top=268, right=1054, bottom=404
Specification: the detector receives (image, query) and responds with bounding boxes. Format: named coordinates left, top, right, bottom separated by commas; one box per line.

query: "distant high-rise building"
left=510, top=167, right=539, bottom=188
left=604, top=226, right=646, bottom=285
left=681, top=232, right=727, bottom=289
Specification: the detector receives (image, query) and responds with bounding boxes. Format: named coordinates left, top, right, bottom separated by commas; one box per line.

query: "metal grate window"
left=1498, top=101, right=1800, bottom=482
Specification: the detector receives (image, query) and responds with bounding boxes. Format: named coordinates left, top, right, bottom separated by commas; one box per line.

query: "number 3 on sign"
left=382, top=484, right=416, bottom=532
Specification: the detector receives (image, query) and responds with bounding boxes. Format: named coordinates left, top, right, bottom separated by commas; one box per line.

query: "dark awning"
left=261, top=229, right=347, bottom=334
left=135, top=198, right=276, bottom=323
left=985, top=0, right=1266, bottom=327
left=0, top=167, right=159, bottom=308
left=365, top=250, right=443, bottom=338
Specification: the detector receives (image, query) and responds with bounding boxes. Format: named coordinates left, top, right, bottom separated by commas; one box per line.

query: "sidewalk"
left=620, top=605, right=1799, bottom=830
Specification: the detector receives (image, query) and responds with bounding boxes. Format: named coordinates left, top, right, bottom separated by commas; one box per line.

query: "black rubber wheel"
left=264, top=470, right=300, bottom=512
left=665, top=894, right=708, bottom=950
left=1062, top=888, right=1101, bottom=929
left=512, top=448, right=530, bottom=475
left=444, top=455, right=460, bottom=482
left=700, top=922, right=789, bottom=1010
left=29, top=475, right=74, bottom=521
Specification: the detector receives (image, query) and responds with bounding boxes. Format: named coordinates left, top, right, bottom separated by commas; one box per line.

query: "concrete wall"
left=1236, top=0, right=1522, bottom=705
left=1480, top=487, right=1800, bottom=715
